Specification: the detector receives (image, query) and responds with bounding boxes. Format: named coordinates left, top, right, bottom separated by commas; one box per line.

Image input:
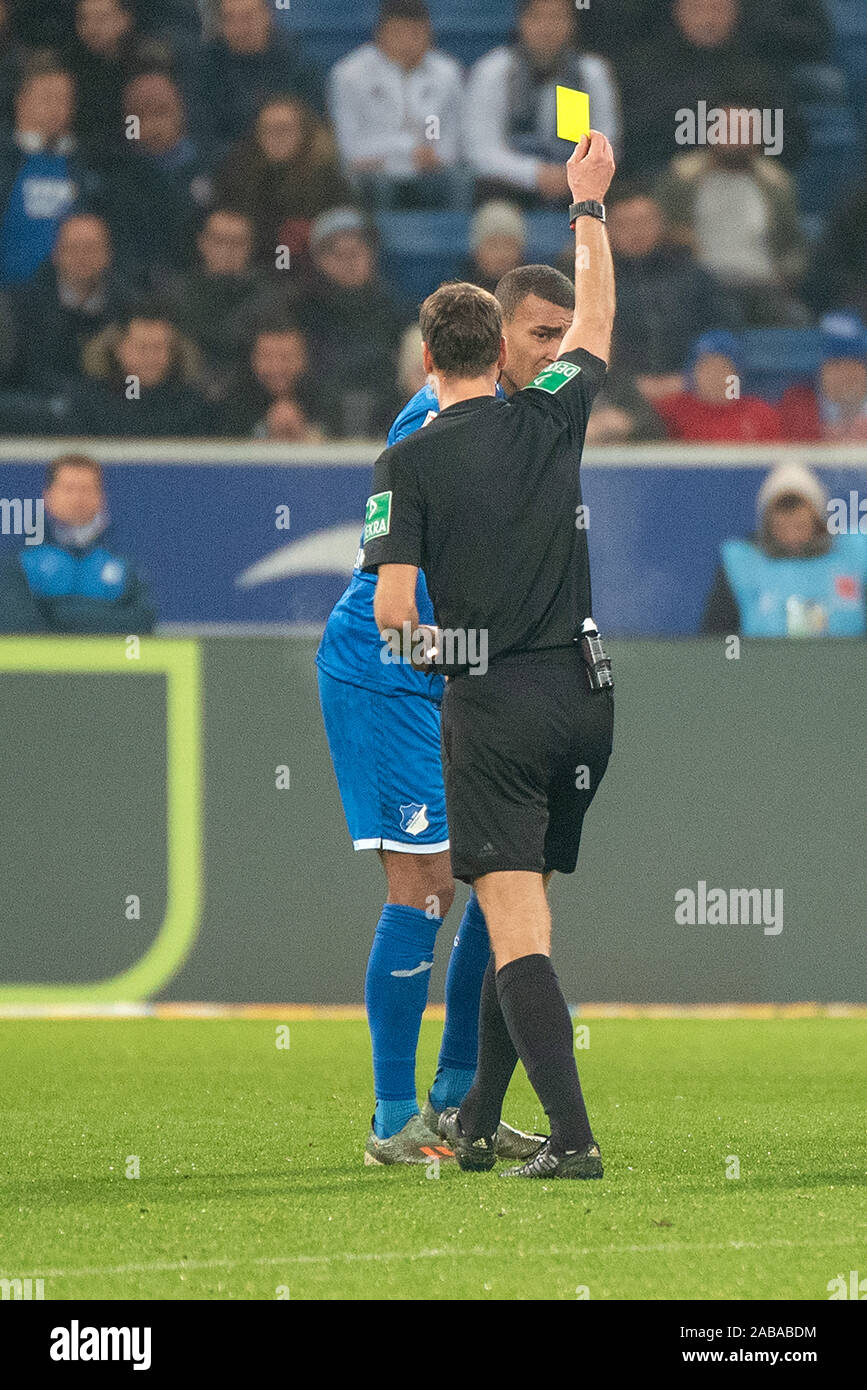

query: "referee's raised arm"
left=558, top=131, right=617, bottom=366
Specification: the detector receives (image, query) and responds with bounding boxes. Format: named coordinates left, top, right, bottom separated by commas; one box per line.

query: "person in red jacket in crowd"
left=779, top=313, right=867, bottom=443
left=654, top=330, right=784, bottom=442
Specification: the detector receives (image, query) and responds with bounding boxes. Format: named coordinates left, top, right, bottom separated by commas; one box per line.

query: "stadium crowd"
left=0, top=0, right=863, bottom=443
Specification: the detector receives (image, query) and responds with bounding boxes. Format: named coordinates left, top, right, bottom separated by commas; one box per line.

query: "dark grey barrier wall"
left=1, top=637, right=864, bottom=1003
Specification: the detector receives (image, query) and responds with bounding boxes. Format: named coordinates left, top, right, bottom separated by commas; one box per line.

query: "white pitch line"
left=34, top=1235, right=866, bottom=1281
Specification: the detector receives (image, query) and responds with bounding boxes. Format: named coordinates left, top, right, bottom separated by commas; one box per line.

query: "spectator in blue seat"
left=100, top=70, right=207, bottom=281
left=199, top=0, right=322, bottom=157
left=655, top=102, right=809, bottom=326
left=10, top=211, right=126, bottom=392
left=701, top=462, right=867, bottom=637
left=223, top=320, right=326, bottom=441
left=465, top=0, right=621, bottom=207
left=461, top=201, right=527, bottom=295
left=70, top=307, right=216, bottom=435
left=294, top=207, right=405, bottom=438
left=619, top=0, right=805, bottom=176
left=780, top=312, right=867, bottom=444
left=0, top=451, right=155, bottom=634
left=572, top=180, right=736, bottom=403
left=214, top=94, right=351, bottom=269
left=66, top=0, right=171, bottom=144
left=162, top=207, right=277, bottom=397
left=583, top=345, right=668, bottom=445
left=328, top=0, right=466, bottom=212
left=0, top=56, right=100, bottom=286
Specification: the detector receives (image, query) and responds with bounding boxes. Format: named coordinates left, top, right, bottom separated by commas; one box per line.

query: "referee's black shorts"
left=440, top=646, right=613, bottom=884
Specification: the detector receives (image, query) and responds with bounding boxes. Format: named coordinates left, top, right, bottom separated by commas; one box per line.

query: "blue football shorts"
left=317, top=668, right=450, bottom=853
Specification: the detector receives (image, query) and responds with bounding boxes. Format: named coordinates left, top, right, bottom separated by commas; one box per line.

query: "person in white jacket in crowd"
left=465, top=0, right=621, bottom=206
left=328, top=0, right=468, bottom=209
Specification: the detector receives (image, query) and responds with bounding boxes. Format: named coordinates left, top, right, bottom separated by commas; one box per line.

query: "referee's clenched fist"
left=363, top=133, right=617, bottom=1179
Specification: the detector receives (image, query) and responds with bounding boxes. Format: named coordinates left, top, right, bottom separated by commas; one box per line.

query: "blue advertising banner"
left=1, top=443, right=865, bottom=636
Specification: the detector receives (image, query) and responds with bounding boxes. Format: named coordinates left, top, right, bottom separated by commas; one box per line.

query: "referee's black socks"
left=495, top=953, right=594, bottom=1154
left=457, top=954, right=519, bottom=1139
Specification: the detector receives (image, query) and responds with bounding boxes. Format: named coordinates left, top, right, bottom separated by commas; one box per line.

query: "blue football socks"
left=365, top=902, right=442, bottom=1138
left=429, top=891, right=490, bottom=1112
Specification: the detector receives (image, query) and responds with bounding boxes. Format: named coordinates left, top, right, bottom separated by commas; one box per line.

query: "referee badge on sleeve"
left=363, top=490, right=392, bottom=544
left=526, top=360, right=581, bottom=393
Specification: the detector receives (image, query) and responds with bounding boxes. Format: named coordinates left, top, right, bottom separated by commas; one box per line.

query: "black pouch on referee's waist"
left=578, top=618, right=614, bottom=691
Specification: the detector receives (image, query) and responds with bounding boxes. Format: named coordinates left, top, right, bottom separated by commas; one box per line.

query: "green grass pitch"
left=2, top=1018, right=864, bottom=1301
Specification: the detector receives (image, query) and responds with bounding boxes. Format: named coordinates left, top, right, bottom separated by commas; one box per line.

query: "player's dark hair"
left=494, top=264, right=574, bottom=321
left=46, top=453, right=103, bottom=488
left=420, top=281, right=502, bottom=377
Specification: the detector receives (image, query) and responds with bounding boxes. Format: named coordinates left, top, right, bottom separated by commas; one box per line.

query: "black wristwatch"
left=569, top=200, right=606, bottom=227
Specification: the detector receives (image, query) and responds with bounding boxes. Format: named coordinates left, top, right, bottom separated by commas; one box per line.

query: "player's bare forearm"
left=558, top=130, right=617, bottom=366
left=373, top=563, right=418, bottom=635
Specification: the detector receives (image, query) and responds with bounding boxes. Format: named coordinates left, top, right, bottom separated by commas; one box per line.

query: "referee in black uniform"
left=362, top=131, right=617, bottom=1179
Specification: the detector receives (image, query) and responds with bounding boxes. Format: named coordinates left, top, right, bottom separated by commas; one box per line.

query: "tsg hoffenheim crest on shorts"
left=399, top=802, right=429, bottom=835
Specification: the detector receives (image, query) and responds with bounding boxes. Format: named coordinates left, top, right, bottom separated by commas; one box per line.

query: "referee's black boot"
left=438, top=1109, right=497, bottom=1172
left=499, top=1137, right=603, bottom=1180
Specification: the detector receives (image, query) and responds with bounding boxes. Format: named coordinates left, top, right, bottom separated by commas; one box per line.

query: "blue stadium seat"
left=524, top=210, right=572, bottom=266
left=739, top=329, right=824, bottom=401
left=795, top=106, right=863, bottom=216
left=376, top=209, right=573, bottom=303
left=826, top=0, right=867, bottom=40
left=377, top=212, right=468, bottom=303
left=826, top=0, right=867, bottom=137
left=793, top=60, right=863, bottom=216
left=277, top=0, right=516, bottom=71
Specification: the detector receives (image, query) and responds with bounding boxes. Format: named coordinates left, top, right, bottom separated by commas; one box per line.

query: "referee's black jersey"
left=361, top=346, right=606, bottom=672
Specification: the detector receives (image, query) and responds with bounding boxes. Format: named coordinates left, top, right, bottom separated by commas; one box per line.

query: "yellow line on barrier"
left=1, top=1003, right=866, bottom=1020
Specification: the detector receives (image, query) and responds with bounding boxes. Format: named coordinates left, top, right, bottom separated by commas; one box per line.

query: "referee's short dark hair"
left=495, top=264, right=574, bottom=321
left=420, top=281, right=503, bottom=377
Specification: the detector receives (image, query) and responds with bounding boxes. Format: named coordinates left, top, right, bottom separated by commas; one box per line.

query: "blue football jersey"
left=316, top=384, right=442, bottom=699
left=315, top=383, right=505, bottom=700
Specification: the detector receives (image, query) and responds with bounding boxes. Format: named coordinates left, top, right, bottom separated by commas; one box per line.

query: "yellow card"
left=556, top=86, right=590, bottom=143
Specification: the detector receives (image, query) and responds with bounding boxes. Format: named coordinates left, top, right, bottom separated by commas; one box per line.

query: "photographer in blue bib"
left=702, top=461, right=867, bottom=637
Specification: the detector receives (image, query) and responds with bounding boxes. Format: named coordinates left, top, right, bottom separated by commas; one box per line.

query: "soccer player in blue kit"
left=316, top=265, right=578, bottom=1164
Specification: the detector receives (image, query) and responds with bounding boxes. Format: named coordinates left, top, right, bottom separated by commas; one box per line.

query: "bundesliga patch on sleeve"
left=526, top=360, right=582, bottom=393
left=363, top=490, right=392, bottom=544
